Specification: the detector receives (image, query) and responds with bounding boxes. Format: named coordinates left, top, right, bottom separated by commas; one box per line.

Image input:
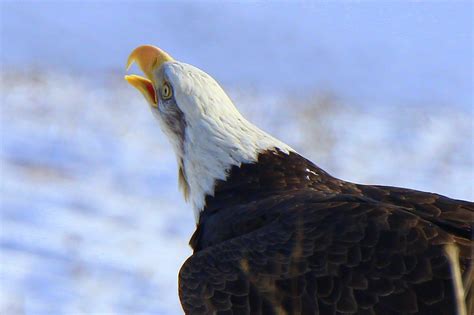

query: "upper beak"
left=124, top=45, right=174, bottom=106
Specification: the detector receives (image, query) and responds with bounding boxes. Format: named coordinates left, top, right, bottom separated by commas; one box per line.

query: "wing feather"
left=179, top=193, right=473, bottom=314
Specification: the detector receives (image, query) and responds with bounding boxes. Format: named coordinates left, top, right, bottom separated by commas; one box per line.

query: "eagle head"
left=125, top=45, right=292, bottom=221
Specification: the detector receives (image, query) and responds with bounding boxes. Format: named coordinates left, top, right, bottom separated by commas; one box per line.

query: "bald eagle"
left=125, top=45, right=473, bottom=315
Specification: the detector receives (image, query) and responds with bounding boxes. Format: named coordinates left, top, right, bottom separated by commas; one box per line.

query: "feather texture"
left=180, top=150, right=473, bottom=315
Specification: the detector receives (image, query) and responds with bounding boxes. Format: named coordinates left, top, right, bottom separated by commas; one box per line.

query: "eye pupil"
left=162, top=83, right=172, bottom=99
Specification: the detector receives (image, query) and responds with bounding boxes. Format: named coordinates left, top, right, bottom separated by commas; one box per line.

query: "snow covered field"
left=1, top=70, right=472, bottom=315
left=1, top=2, right=472, bottom=315
left=1, top=71, right=193, bottom=314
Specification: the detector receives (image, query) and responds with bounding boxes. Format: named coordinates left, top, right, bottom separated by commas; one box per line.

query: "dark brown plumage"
left=179, top=150, right=473, bottom=315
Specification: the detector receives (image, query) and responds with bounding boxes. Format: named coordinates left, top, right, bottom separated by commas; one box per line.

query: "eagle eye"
left=161, top=82, right=173, bottom=100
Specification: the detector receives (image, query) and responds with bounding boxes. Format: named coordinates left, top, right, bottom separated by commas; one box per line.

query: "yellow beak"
left=124, top=45, right=174, bottom=106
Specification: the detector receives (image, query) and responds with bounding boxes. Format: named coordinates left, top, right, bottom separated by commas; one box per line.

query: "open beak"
left=125, top=45, right=174, bottom=106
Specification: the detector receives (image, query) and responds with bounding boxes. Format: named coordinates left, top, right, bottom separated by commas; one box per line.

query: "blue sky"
left=2, top=1, right=472, bottom=109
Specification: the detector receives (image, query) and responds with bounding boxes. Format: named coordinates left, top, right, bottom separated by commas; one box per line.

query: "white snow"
left=1, top=71, right=472, bottom=315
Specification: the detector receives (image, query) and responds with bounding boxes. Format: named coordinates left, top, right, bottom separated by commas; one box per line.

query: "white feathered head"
left=125, top=45, right=291, bottom=221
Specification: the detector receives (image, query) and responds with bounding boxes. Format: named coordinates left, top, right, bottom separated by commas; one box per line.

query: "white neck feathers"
left=164, top=62, right=293, bottom=222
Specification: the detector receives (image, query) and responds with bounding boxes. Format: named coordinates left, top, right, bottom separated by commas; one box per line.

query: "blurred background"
left=1, top=1, right=472, bottom=314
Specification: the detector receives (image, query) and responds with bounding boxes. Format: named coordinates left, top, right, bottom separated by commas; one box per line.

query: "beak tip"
left=126, top=56, right=135, bottom=71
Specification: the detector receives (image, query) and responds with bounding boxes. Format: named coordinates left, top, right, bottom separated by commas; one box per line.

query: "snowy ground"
left=0, top=71, right=194, bottom=315
left=1, top=70, right=472, bottom=315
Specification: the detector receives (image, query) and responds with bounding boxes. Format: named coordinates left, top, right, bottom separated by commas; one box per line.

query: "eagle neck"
left=181, top=115, right=292, bottom=222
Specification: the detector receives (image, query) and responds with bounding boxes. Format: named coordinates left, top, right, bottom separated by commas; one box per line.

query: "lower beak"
left=125, top=74, right=156, bottom=105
